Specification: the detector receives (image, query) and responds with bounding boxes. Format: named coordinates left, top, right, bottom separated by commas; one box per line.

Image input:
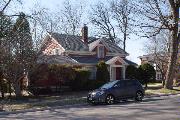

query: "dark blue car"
left=87, top=79, right=145, bottom=104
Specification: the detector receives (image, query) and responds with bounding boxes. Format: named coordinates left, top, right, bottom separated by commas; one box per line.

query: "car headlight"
left=92, top=92, right=96, bottom=96
left=96, top=91, right=105, bottom=96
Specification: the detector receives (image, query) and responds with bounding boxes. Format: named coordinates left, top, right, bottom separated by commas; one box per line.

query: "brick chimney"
left=81, top=24, right=88, bottom=43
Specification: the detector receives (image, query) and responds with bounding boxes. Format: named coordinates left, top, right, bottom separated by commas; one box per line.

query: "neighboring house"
left=139, top=53, right=180, bottom=82
left=139, top=54, right=163, bottom=81
left=37, top=25, right=137, bottom=81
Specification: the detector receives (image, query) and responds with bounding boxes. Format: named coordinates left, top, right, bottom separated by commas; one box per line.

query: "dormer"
left=88, top=38, right=109, bottom=58
left=97, top=45, right=105, bottom=58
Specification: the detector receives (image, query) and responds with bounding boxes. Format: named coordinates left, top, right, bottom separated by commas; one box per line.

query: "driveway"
left=0, top=95, right=180, bottom=120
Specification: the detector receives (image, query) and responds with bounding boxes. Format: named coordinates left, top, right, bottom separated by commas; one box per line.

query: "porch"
left=106, top=56, right=128, bottom=81
left=109, top=65, right=125, bottom=81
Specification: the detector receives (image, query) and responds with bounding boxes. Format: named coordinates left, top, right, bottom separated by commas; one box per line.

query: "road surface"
left=0, top=95, right=180, bottom=120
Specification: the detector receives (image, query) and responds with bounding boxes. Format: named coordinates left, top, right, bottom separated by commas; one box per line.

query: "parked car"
left=87, top=79, right=145, bottom=105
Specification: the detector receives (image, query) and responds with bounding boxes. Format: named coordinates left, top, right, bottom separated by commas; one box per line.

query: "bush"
left=70, top=69, right=91, bottom=90
left=126, top=65, right=138, bottom=79
left=86, top=80, right=105, bottom=90
left=96, top=61, right=110, bottom=84
left=137, top=63, right=156, bottom=88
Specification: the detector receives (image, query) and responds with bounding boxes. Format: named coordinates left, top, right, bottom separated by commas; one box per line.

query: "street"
left=0, top=95, right=180, bottom=120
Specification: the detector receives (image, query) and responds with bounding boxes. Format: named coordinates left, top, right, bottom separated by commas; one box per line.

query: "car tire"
left=135, top=91, right=143, bottom=101
left=105, top=94, right=115, bottom=105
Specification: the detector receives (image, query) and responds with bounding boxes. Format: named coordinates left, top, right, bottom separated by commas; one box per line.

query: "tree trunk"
left=164, top=1, right=179, bottom=89
left=0, top=79, right=4, bottom=98
left=8, top=81, right=11, bottom=97
left=164, top=30, right=179, bottom=89
left=162, top=79, right=165, bottom=87
left=14, top=80, right=22, bottom=97
left=123, top=32, right=126, bottom=51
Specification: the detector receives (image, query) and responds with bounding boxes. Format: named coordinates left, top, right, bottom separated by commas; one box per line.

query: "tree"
left=60, top=0, right=83, bottom=35
left=144, top=30, right=170, bottom=86
left=135, top=0, right=180, bottom=89
left=126, top=65, right=138, bottom=79
left=0, top=13, right=15, bottom=98
left=11, top=12, right=35, bottom=96
left=111, top=0, right=134, bottom=51
left=96, top=61, right=110, bottom=83
left=0, top=0, right=22, bottom=15
left=139, top=63, right=156, bottom=88
left=89, top=2, right=116, bottom=43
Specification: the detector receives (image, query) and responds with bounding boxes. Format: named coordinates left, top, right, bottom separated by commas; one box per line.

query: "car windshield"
left=100, top=80, right=118, bottom=89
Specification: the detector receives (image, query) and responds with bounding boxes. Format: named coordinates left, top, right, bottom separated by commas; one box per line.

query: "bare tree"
left=111, top=0, right=134, bottom=51
left=60, top=0, right=83, bottom=35
left=135, top=0, right=180, bottom=89
left=0, top=0, right=22, bottom=14
left=144, top=30, right=170, bottom=86
left=89, top=2, right=116, bottom=43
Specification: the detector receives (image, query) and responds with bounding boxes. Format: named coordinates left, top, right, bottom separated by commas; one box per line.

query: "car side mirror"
left=113, top=84, right=118, bottom=88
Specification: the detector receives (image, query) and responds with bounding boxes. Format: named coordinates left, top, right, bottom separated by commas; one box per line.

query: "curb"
left=145, top=93, right=180, bottom=98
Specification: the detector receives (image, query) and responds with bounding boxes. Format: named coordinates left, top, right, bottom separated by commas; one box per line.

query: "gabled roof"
left=89, top=37, right=128, bottom=55
left=41, top=33, right=128, bottom=55
left=50, top=33, right=97, bottom=51
left=88, top=38, right=110, bottom=51
left=103, top=38, right=128, bottom=55
left=106, top=56, right=128, bottom=65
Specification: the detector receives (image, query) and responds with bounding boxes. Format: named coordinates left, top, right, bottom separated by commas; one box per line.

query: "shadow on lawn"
left=147, top=85, right=163, bottom=90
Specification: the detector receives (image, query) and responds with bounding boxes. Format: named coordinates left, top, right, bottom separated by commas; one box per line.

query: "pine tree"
left=12, top=12, right=35, bottom=96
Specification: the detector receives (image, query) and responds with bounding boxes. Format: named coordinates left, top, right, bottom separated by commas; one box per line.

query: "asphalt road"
left=0, top=95, right=180, bottom=120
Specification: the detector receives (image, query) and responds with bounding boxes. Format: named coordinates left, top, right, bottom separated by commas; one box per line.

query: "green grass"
left=147, top=83, right=162, bottom=86
left=146, top=86, right=180, bottom=95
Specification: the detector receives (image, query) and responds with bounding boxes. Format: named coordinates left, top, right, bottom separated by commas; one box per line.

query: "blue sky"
left=7, top=0, right=146, bottom=64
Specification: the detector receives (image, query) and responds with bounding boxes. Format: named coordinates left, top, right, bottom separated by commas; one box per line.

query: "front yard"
left=145, top=83, right=180, bottom=95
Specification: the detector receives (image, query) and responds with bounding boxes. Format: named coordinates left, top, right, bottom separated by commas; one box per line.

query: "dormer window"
left=98, top=45, right=104, bottom=58
left=54, top=48, right=60, bottom=55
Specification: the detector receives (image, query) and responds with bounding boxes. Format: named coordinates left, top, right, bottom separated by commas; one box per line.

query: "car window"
left=114, top=81, right=124, bottom=88
left=125, top=81, right=134, bottom=86
left=100, top=80, right=118, bottom=89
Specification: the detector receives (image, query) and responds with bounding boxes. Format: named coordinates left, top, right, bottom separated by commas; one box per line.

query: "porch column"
left=109, top=66, right=112, bottom=81
left=123, top=66, right=125, bottom=79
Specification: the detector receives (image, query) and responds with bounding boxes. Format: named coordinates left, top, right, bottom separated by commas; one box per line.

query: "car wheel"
left=106, top=95, right=115, bottom=105
left=135, top=91, right=143, bottom=101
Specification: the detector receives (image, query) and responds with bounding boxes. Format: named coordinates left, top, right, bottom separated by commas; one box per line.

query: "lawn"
left=145, top=83, right=180, bottom=95
left=0, top=91, right=88, bottom=112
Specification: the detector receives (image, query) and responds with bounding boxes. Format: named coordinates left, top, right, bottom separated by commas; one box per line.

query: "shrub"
left=137, top=63, right=156, bottom=88
left=86, top=80, right=105, bottom=90
left=48, top=64, right=76, bottom=85
left=126, top=65, right=138, bottom=79
left=96, top=61, right=110, bottom=84
left=70, top=69, right=91, bottom=90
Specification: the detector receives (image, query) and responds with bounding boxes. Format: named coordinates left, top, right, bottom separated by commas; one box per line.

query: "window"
left=54, top=49, right=60, bottom=55
left=156, top=73, right=162, bottom=80
left=98, top=46, right=104, bottom=58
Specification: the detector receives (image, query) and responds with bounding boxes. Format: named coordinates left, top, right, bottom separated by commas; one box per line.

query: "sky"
left=5, top=0, right=146, bottom=65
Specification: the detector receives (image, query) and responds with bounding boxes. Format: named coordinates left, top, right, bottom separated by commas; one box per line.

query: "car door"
left=125, top=81, right=136, bottom=97
left=112, top=81, right=126, bottom=99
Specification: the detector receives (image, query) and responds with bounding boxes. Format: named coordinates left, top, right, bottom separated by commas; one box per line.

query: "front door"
left=116, top=67, right=122, bottom=80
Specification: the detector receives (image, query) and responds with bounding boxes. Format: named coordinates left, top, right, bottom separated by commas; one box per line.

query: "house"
left=139, top=54, right=164, bottom=81
left=37, top=25, right=137, bottom=81
left=139, top=53, right=180, bottom=82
